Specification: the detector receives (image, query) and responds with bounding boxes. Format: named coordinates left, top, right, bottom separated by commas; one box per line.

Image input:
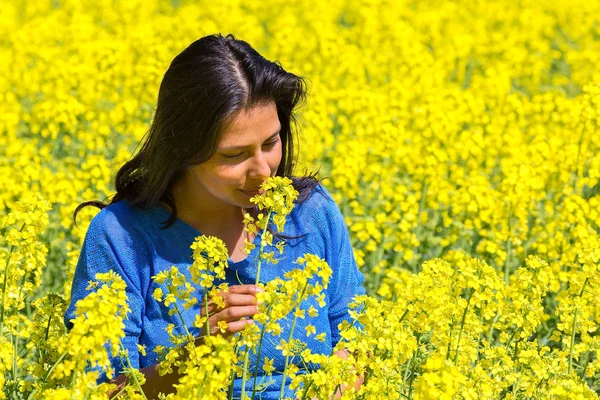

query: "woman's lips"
left=240, top=189, right=260, bottom=197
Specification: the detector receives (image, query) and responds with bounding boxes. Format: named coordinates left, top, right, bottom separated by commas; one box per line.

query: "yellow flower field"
left=1, top=0, right=600, bottom=398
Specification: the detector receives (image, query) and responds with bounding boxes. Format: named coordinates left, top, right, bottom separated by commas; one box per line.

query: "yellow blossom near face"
left=250, top=177, right=299, bottom=232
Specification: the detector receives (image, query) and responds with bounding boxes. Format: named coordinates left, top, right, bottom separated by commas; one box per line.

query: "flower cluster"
left=242, top=176, right=299, bottom=258
left=152, top=236, right=231, bottom=379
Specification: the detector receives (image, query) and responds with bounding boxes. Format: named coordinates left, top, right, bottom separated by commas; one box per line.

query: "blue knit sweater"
left=64, top=184, right=365, bottom=399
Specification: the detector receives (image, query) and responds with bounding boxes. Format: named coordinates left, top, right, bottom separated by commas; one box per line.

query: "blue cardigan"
left=64, top=184, right=365, bottom=399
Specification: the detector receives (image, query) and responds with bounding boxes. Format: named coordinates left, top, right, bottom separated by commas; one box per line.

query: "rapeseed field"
left=2, top=0, right=600, bottom=398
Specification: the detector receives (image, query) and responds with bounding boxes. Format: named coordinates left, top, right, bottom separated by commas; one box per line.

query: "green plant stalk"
left=239, top=209, right=272, bottom=397
left=503, top=210, right=513, bottom=285
left=203, top=257, right=212, bottom=337
left=572, top=124, right=586, bottom=191
left=12, top=273, right=28, bottom=381
left=0, top=224, right=25, bottom=335
left=445, top=323, right=454, bottom=361
left=251, top=310, right=270, bottom=399
left=402, top=333, right=420, bottom=391
left=39, top=313, right=53, bottom=360
left=363, top=365, right=372, bottom=389
left=580, top=351, right=592, bottom=378
left=174, top=305, right=192, bottom=339
left=26, top=351, right=67, bottom=400
left=110, top=382, right=128, bottom=399
left=568, top=277, right=589, bottom=375
left=398, top=308, right=409, bottom=324
left=240, top=347, right=251, bottom=400
left=254, top=210, right=273, bottom=285
left=204, top=291, right=210, bottom=337
left=26, top=350, right=67, bottom=400
left=279, top=284, right=308, bottom=400
left=454, top=290, right=473, bottom=365
left=227, top=343, right=241, bottom=400
left=120, top=344, right=148, bottom=400
left=486, top=312, right=500, bottom=345
left=300, top=379, right=314, bottom=400
left=71, top=370, right=77, bottom=395
left=43, top=351, right=67, bottom=382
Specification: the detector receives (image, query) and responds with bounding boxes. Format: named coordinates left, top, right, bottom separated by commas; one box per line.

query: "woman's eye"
left=223, top=152, right=243, bottom=159
left=263, top=140, right=278, bottom=149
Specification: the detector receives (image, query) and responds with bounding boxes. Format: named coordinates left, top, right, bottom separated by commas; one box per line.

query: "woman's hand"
left=197, top=284, right=262, bottom=340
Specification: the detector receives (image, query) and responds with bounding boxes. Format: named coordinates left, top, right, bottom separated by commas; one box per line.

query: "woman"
left=64, top=33, right=365, bottom=399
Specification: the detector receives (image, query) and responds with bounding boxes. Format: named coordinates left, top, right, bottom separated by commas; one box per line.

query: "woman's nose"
left=248, top=151, right=271, bottom=179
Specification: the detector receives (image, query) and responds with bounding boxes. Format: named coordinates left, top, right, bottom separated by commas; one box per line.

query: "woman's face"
left=187, top=101, right=283, bottom=210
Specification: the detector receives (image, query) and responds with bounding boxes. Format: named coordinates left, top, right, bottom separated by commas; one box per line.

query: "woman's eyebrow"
left=220, top=130, right=281, bottom=151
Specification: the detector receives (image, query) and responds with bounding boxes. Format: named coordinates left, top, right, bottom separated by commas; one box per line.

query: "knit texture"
left=64, top=184, right=366, bottom=398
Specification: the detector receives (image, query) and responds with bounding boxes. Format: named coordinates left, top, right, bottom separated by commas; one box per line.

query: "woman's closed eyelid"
left=220, top=138, right=279, bottom=159
left=221, top=151, right=244, bottom=159
left=263, top=139, right=278, bottom=148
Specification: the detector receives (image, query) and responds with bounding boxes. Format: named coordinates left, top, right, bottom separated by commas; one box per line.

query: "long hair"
left=74, top=33, right=319, bottom=227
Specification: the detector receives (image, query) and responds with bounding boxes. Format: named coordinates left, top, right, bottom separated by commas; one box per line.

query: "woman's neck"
left=170, top=180, right=244, bottom=235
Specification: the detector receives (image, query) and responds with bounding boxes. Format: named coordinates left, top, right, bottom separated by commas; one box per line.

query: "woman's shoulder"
left=292, top=182, right=345, bottom=229
left=84, top=200, right=159, bottom=240
left=295, top=181, right=336, bottom=208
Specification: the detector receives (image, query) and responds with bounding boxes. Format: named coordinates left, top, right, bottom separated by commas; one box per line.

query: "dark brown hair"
left=74, top=33, right=319, bottom=228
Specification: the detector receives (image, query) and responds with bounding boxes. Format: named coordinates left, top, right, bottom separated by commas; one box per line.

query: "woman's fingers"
left=227, top=284, right=263, bottom=296
left=201, top=284, right=262, bottom=316
left=197, top=285, right=263, bottom=338
left=211, top=304, right=259, bottom=323
left=210, top=318, right=254, bottom=337
left=201, top=293, right=259, bottom=316
left=221, top=293, right=258, bottom=308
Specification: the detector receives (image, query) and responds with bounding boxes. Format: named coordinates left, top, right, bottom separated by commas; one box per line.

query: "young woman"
left=64, top=33, right=365, bottom=399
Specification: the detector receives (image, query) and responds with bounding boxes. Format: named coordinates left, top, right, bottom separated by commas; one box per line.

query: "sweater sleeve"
left=63, top=208, right=147, bottom=382
left=308, top=185, right=366, bottom=348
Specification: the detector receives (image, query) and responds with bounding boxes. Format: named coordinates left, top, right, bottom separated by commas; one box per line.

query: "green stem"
left=445, top=323, right=454, bottom=361
left=572, top=124, right=586, bottom=192
left=12, top=274, right=28, bottom=381
left=227, top=343, right=240, bottom=400
left=279, top=284, right=308, bottom=400
left=300, top=379, right=314, bottom=400
left=203, top=291, right=210, bottom=337
left=173, top=305, right=192, bottom=339
left=255, top=211, right=273, bottom=285
left=251, top=310, right=270, bottom=399
left=120, top=345, right=148, bottom=400
left=37, top=313, right=53, bottom=361
left=580, top=351, right=592, bottom=378
left=12, top=324, right=18, bottom=382
left=402, top=334, right=420, bottom=391
left=568, top=277, right=589, bottom=374
left=486, top=312, right=500, bottom=345
left=454, top=290, right=473, bottom=365
left=503, top=210, right=513, bottom=284
left=43, top=351, right=67, bottom=382
left=110, top=382, right=128, bottom=399
left=398, top=308, right=409, bottom=324
left=0, top=224, right=25, bottom=335
left=240, top=347, right=251, bottom=399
